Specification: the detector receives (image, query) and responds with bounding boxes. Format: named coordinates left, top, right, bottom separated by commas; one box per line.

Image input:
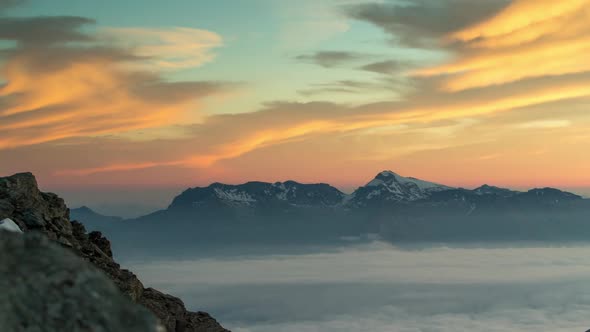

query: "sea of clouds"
left=128, top=241, right=590, bottom=332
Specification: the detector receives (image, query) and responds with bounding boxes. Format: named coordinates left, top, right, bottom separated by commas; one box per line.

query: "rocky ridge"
left=0, top=172, right=229, bottom=332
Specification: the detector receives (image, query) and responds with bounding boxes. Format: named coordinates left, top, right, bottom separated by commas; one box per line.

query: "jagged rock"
left=89, top=231, right=113, bottom=258
left=0, top=231, right=160, bottom=332
left=0, top=172, right=74, bottom=246
left=0, top=172, right=230, bottom=332
left=140, top=288, right=227, bottom=332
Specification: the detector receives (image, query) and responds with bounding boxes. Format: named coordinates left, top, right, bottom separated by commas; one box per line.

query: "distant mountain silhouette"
left=71, top=206, right=123, bottom=232
left=73, top=171, right=590, bottom=256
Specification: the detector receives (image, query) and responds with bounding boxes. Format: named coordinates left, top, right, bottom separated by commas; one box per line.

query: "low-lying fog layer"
left=128, top=242, right=590, bottom=331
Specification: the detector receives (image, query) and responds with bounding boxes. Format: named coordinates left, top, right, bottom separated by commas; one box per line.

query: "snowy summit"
left=350, top=170, right=453, bottom=204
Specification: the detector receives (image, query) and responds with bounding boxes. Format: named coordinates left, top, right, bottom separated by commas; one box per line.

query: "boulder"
left=0, top=231, right=161, bottom=332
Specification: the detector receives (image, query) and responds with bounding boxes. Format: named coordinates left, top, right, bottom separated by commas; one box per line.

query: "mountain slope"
left=169, top=180, right=346, bottom=211
left=0, top=172, right=229, bottom=332
left=347, top=171, right=453, bottom=206
left=474, top=184, right=518, bottom=197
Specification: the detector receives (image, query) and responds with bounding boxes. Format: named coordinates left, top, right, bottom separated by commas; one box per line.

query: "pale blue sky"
left=3, top=0, right=589, bottom=207
left=8, top=0, right=442, bottom=114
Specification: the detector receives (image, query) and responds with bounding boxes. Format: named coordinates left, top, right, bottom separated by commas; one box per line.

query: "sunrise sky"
left=1, top=0, right=590, bottom=212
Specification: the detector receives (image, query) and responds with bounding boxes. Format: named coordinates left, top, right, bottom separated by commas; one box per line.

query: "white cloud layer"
left=128, top=242, right=590, bottom=331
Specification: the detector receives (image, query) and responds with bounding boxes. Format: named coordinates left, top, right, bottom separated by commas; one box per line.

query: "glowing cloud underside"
left=416, top=0, right=590, bottom=91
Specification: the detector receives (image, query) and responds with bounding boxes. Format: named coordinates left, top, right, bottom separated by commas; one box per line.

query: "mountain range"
left=72, top=171, right=590, bottom=256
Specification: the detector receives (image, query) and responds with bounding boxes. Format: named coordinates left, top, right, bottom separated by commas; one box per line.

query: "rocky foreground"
left=0, top=172, right=229, bottom=332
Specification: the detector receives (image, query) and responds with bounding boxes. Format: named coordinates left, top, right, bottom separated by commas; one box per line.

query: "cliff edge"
left=0, top=172, right=229, bottom=332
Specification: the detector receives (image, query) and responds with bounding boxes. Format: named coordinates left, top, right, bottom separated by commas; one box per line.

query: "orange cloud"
left=101, top=27, right=223, bottom=69
left=0, top=57, right=215, bottom=149
left=56, top=77, right=590, bottom=177
left=55, top=161, right=187, bottom=176
left=3, top=4, right=590, bottom=191
left=0, top=18, right=227, bottom=150
left=415, top=0, right=590, bottom=91
left=450, top=0, right=588, bottom=42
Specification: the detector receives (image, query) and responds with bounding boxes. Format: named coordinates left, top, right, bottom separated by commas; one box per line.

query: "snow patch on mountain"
left=213, top=188, right=256, bottom=206
left=273, top=182, right=294, bottom=201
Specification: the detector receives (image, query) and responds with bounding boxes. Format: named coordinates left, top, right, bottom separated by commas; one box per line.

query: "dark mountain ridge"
left=169, top=180, right=346, bottom=210
left=72, top=170, right=590, bottom=256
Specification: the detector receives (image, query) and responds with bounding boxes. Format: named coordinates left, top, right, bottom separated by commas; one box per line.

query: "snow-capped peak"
left=352, top=171, right=454, bottom=204
left=370, top=170, right=451, bottom=191
left=378, top=170, right=400, bottom=178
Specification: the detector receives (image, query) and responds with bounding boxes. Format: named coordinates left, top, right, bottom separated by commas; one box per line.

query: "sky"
left=1, top=0, right=590, bottom=209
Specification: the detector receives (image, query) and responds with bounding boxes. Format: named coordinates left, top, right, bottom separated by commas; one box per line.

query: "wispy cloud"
left=344, top=0, right=510, bottom=48
left=516, top=120, right=572, bottom=129
left=415, top=0, right=590, bottom=91
left=295, top=51, right=366, bottom=68
left=1, top=0, right=589, bottom=191
left=102, top=27, right=223, bottom=70
left=53, top=81, right=589, bottom=177
left=359, top=60, right=405, bottom=75
left=0, top=15, right=229, bottom=150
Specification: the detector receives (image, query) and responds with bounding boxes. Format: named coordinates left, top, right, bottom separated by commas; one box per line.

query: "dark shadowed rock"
left=89, top=231, right=113, bottom=258
left=0, top=172, right=230, bottom=332
left=0, top=231, right=160, bottom=332
left=141, top=288, right=228, bottom=332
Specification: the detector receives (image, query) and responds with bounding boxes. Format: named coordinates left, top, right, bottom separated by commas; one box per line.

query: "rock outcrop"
left=0, top=172, right=229, bottom=332
left=0, top=231, right=161, bottom=332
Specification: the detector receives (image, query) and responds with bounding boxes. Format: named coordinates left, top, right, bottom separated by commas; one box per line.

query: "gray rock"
left=0, top=172, right=230, bottom=332
left=0, top=231, right=161, bottom=332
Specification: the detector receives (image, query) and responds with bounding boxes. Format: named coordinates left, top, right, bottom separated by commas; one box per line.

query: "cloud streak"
left=0, top=15, right=228, bottom=150
left=415, top=0, right=590, bottom=91
left=345, top=0, right=510, bottom=47
left=54, top=76, right=590, bottom=177
left=295, top=51, right=365, bottom=68
left=359, top=60, right=405, bottom=75
left=102, top=27, right=223, bottom=69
